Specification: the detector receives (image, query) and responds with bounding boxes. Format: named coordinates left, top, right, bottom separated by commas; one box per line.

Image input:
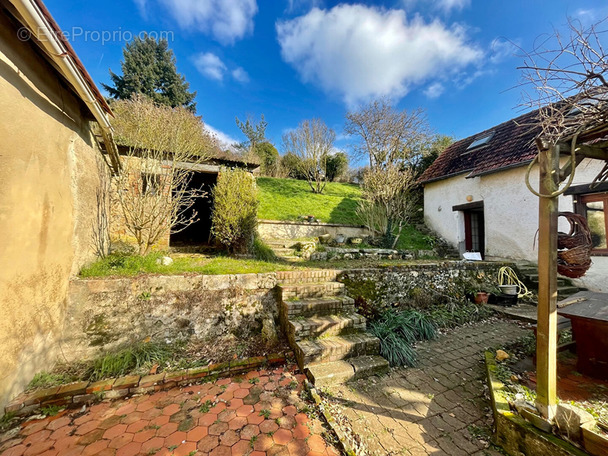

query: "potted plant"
left=474, top=291, right=490, bottom=304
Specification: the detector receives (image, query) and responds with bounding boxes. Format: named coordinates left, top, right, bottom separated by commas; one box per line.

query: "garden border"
left=484, top=351, right=588, bottom=456
left=5, top=351, right=293, bottom=418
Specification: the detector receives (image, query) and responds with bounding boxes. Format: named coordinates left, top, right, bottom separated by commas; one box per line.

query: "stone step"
left=524, top=274, right=569, bottom=286
left=283, top=297, right=355, bottom=317
left=265, top=240, right=297, bottom=248
left=279, top=282, right=345, bottom=300
left=276, top=270, right=342, bottom=285
left=294, top=333, right=381, bottom=368
left=271, top=248, right=297, bottom=256
left=558, top=286, right=581, bottom=299
left=287, top=313, right=366, bottom=342
left=306, top=355, right=390, bottom=387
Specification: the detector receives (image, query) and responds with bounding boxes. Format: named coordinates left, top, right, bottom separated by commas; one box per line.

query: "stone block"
left=187, top=366, right=210, bottom=379
left=164, top=370, right=185, bottom=383
left=86, top=378, right=115, bottom=393
left=520, top=408, right=553, bottom=433
left=114, top=375, right=140, bottom=389
left=73, top=394, right=96, bottom=405
left=21, top=387, right=60, bottom=406
left=13, top=404, right=41, bottom=417
left=138, top=373, right=165, bottom=388
left=105, top=388, right=129, bottom=399
left=56, top=381, right=89, bottom=399
left=555, top=403, right=596, bottom=442
left=207, top=361, right=230, bottom=375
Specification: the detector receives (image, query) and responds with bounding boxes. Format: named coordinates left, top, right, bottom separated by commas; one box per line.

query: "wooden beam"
left=573, top=145, right=608, bottom=161
left=536, top=144, right=559, bottom=420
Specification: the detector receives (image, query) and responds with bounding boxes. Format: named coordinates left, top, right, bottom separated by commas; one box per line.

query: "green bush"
left=211, top=168, right=259, bottom=253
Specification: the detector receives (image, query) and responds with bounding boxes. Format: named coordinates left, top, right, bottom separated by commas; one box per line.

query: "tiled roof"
left=419, top=109, right=542, bottom=184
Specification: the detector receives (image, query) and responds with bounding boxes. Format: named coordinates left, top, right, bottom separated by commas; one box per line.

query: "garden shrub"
left=211, top=168, right=259, bottom=253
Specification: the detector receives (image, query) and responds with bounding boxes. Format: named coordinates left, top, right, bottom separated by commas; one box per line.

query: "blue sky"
left=46, top=0, right=607, bottom=159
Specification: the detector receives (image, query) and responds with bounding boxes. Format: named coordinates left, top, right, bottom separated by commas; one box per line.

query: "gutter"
left=8, top=0, right=121, bottom=173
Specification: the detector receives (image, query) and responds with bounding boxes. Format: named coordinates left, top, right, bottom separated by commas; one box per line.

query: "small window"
left=466, top=132, right=494, bottom=151
left=576, top=192, right=608, bottom=254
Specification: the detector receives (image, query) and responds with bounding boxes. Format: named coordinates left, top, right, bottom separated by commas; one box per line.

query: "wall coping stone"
left=258, top=219, right=367, bottom=228
left=5, top=350, right=293, bottom=418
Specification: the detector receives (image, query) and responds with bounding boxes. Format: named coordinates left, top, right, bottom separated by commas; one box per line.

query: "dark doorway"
left=463, top=209, right=485, bottom=257
left=170, top=171, right=217, bottom=246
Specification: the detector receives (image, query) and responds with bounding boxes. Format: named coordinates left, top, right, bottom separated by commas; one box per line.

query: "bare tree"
left=282, top=118, right=336, bottom=194
left=345, top=98, right=432, bottom=169
left=346, top=99, right=431, bottom=247
left=111, top=95, right=214, bottom=255
left=519, top=18, right=608, bottom=146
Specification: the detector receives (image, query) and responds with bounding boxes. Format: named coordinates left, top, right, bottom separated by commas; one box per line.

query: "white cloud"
left=402, top=0, right=470, bottom=13
left=157, top=0, right=258, bottom=44
left=436, top=0, right=470, bottom=12
left=490, top=37, right=519, bottom=64
left=232, top=67, right=250, bottom=83
left=276, top=5, right=482, bottom=105
left=424, top=82, right=445, bottom=99
left=193, top=52, right=227, bottom=81
left=205, top=124, right=239, bottom=149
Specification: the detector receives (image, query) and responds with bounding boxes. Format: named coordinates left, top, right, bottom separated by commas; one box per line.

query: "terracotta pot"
left=582, top=426, right=608, bottom=456
left=474, top=292, right=489, bottom=304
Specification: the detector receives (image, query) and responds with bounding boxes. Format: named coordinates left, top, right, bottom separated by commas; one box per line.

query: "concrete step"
left=306, top=355, right=390, bottom=387
left=279, top=282, right=345, bottom=300
left=282, top=297, right=355, bottom=318
left=287, top=313, right=366, bottom=342
left=294, top=333, right=381, bottom=368
left=524, top=274, right=569, bottom=287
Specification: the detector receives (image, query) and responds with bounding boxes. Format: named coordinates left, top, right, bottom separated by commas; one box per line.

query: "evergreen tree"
left=104, top=36, right=196, bottom=112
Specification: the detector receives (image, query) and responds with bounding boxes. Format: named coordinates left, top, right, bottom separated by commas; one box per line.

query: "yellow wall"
left=0, top=13, right=109, bottom=410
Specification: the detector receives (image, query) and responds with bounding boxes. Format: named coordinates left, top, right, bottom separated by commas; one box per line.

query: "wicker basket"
left=558, top=212, right=592, bottom=250
left=556, top=212, right=593, bottom=278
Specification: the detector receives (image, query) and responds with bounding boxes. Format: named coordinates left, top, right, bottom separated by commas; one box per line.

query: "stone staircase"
left=276, top=270, right=389, bottom=387
left=516, top=262, right=585, bottom=301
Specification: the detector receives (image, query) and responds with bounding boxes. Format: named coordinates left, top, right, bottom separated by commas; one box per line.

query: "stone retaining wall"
left=65, top=273, right=281, bottom=361
left=338, top=261, right=510, bottom=310
left=258, top=219, right=371, bottom=240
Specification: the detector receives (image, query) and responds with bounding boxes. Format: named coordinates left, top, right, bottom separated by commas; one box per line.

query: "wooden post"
left=535, top=143, right=560, bottom=420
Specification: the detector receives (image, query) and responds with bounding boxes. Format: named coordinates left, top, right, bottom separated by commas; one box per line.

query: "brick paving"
left=321, top=319, right=531, bottom=455
left=0, top=365, right=340, bottom=456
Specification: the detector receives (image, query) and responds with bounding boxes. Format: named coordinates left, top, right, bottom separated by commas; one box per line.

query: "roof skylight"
left=466, top=132, right=494, bottom=150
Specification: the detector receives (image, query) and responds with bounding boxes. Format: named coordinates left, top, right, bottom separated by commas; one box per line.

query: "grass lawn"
left=257, top=177, right=363, bottom=225
left=79, top=251, right=296, bottom=278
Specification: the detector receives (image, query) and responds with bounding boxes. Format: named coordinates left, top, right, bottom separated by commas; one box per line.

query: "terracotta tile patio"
left=0, top=365, right=340, bottom=456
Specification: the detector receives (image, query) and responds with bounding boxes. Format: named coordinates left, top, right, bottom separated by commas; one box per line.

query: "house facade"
left=0, top=0, right=118, bottom=409
left=420, top=109, right=608, bottom=292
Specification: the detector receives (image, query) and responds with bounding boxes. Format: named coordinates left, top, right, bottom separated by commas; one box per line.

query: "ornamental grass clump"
left=211, top=168, right=259, bottom=254
left=369, top=309, right=437, bottom=367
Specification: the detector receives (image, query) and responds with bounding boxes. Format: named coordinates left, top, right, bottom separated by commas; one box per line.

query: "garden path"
left=0, top=365, right=340, bottom=456
left=321, top=318, right=531, bottom=455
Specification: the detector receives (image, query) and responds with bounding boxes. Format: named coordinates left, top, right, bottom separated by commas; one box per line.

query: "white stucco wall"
left=423, top=159, right=608, bottom=291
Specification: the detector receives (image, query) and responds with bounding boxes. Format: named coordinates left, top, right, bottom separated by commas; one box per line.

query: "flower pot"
left=498, top=284, right=518, bottom=296
left=318, top=234, right=331, bottom=244
left=474, top=292, right=489, bottom=304
left=582, top=426, right=608, bottom=456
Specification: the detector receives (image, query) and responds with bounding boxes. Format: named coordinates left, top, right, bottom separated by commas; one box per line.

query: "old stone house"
left=0, top=0, right=119, bottom=410
left=420, top=108, right=608, bottom=292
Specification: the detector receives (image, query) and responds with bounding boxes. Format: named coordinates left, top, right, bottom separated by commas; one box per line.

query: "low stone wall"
left=485, top=352, right=589, bottom=456
left=258, top=219, right=371, bottom=240
left=338, top=261, right=510, bottom=310
left=311, top=247, right=436, bottom=261
left=65, top=273, right=280, bottom=360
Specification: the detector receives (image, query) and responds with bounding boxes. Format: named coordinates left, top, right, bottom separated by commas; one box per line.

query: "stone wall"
left=258, top=220, right=371, bottom=240
left=64, top=273, right=281, bottom=361
left=338, top=261, right=509, bottom=310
